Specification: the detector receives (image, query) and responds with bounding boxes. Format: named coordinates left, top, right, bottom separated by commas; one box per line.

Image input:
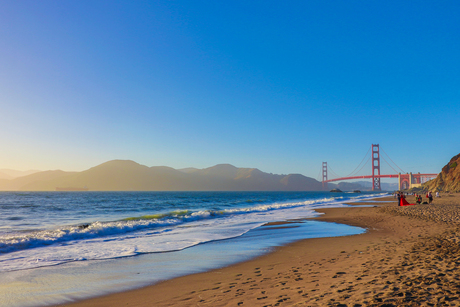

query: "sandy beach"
left=58, top=194, right=460, bottom=307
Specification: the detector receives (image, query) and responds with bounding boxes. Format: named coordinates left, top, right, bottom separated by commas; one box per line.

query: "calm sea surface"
left=0, top=191, right=387, bottom=306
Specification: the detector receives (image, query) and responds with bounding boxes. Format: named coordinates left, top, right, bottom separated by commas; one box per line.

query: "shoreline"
left=58, top=194, right=460, bottom=306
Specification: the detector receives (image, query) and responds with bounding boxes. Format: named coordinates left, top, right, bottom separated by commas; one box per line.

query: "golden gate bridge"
left=321, top=144, right=438, bottom=191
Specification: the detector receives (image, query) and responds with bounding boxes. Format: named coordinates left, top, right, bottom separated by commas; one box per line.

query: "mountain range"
left=0, top=160, right=326, bottom=191
left=0, top=169, right=40, bottom=180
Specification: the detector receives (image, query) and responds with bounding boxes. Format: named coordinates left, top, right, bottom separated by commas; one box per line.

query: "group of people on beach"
left=395, top=191, right=437, bottom=206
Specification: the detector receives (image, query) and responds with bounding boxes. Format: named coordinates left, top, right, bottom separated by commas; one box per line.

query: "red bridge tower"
left=322, top=162, right=328, bottom=190
left=372, top=144, right=381, bottom=191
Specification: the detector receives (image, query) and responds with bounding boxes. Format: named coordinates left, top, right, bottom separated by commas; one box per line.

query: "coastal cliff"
left=423, top=153, right=460, bottom=192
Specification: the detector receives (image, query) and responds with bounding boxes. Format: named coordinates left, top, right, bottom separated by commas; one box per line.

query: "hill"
left=0, top=160, right=323, bottom=191
left=0, top=169, right=40, bottom=180
left=423, top=153, right=460, bottom=192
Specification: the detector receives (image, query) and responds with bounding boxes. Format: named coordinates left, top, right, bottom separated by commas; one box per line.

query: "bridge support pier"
left=398, top=172, right=425, bottom=190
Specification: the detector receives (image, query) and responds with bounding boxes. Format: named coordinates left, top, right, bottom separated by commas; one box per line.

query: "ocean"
left=0, top=191, right=387, bottom=306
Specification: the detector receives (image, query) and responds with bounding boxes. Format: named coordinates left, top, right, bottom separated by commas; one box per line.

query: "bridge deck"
left=324, top=173, right=438, bottom=183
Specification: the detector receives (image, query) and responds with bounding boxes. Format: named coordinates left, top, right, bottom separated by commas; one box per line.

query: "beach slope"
left=59, top=195, right=460, bottom=306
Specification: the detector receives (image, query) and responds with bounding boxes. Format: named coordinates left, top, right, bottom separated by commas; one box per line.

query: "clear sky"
left=1, top=0, right=459, bottom=180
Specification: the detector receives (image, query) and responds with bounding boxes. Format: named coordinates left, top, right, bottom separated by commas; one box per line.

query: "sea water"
left=0, top=191, right=386, bottom=306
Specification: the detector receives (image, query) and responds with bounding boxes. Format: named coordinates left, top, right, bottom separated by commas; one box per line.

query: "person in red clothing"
left=400, top=194, right=415, bottom=206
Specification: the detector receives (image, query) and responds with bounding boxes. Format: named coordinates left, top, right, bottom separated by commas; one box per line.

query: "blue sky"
left=0, top=0, right=459, bottom=181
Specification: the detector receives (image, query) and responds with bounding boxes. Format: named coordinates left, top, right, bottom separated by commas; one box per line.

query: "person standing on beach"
left=428, top=191, right=433, bottom=204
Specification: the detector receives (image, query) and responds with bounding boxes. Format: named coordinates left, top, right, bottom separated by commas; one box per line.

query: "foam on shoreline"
left=55, top=194, right=460, bottom=307
left=0, top=193, right=385, bottom=273
left=0, top=217, right=365, bottom=306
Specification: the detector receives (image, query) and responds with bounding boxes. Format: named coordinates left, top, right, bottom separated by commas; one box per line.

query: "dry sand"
left=59, top=194, right=460, bottom=307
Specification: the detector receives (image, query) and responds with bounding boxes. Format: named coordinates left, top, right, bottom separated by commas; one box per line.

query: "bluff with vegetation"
left=423, top=153, right=460, bottom=192
left=0, top=160, right=324, bottom=191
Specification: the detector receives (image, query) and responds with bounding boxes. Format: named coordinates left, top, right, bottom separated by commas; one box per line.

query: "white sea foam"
left=0, top=193, right=386, bottom=272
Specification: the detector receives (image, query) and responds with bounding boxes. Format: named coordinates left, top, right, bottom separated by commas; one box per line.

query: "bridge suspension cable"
left=380, top=147, right=405, bottom=173
left=316, top=168, right=322, bottom=182
left=380, top=155, right=400, bottom=174
left=325, top=145, right=372, bottom=180
left=327, top=165, right=341, bottom=179
left=344, top=146, right=372, bottom=177
left=354, top=154, right=372, bottom=176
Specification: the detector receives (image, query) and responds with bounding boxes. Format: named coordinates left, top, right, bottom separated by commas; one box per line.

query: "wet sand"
left=58, top=194, right=460, bottom=306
